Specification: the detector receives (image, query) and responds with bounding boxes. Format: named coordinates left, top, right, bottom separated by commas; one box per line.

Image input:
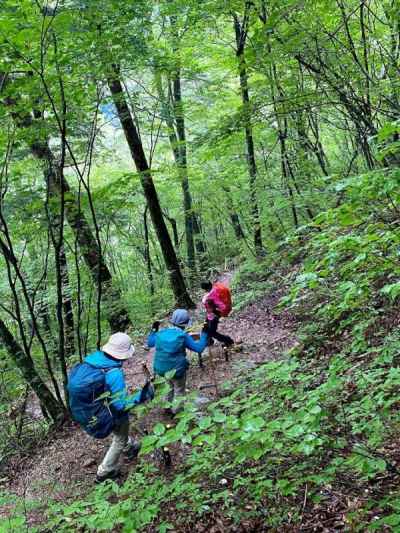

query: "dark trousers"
left=207, top=316, right=233, bottom=346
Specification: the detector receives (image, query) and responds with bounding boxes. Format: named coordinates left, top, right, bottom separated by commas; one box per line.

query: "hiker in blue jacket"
left=147, top=309, right=208, bottom=415
left=68, top=332, right=142, bottom=483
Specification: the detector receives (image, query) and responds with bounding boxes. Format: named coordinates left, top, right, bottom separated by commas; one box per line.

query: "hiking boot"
left=223, top=338, right=234, bottom=348
left=95, top=468, right=120, bottom=484
left=124, top=441, right=141, bottom=461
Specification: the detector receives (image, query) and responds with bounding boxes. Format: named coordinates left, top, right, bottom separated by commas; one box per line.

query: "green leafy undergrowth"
left=39, top=345, right=400, bottom=532
left=5, top=169, right=400, bottom=531
left=230, top=254, right=285, bottom=311
left=280, top=169, right=400, bottom=356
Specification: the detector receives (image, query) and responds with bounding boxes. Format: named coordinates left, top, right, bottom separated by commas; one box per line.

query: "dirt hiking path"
left=2, top=273, right=296, bottom=515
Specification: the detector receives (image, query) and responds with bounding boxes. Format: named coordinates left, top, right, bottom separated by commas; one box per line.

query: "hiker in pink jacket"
left=201, top=281, right=234, bottom=347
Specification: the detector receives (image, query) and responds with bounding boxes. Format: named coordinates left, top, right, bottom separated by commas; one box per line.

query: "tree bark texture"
left=108, top=69, right=194, bottom=308
left=233, top=14, right=263, bottom=255
left=156, top=68, right=206, bottom=270
left=30, top=137, right=131, bottom=333
left=0, top=318, right=66, bottom=423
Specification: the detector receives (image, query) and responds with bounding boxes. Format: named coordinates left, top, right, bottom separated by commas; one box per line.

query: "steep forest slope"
left=1, top=0, right=400, bottom=531
left=1, top=275, right=296, bottom=529
left=41, top=176, right=400, bottom=532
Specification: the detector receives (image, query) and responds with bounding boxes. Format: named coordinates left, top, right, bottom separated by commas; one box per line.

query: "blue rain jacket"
left=147, top=327, right=208, bottom=379
left=84, top=351, right=136, bottom=413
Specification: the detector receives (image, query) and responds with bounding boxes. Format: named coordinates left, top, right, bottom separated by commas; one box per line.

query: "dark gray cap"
left=170, top=309, right=192, bottom=327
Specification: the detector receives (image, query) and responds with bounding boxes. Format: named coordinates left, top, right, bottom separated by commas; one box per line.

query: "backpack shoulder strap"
left=85, top=362, right=118, bottom=375
left=101, top=367, right=123, bottom=389
left=102, top=367, right=121, bottom=375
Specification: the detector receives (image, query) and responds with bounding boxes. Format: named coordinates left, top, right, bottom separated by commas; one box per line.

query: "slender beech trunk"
left=60, top=244, right=75, bottom=355
left=163, top=211, right=180, bottom=249
left=229, top=209, right=246, bottom=241
left=171, top=73, right=195, bottom=271
left=233, top=12, right=263, bottom=255
left=155, top=69, right=206, bottom=270
left=268, top=53, right=314, bottom=224
left=45, top=171, right=75, bottom=361
left=306, top=109, right=330, bottom=176
left=31, top=137, right=131, bottom=332
left=192, top=214, right=206, bottom=259
left=44, top=125, right=70, bottom=401
left=295, top=109, right=327, bottom=177
left=168, top=9, right=206, bottom=266
left=143, top=206, right=155, bottom=297
left=260, top=144, right=288, bottom=234
left=281, top=117, right=314, bottom=221
left=171, top=66, right=206, bottom=266
left=107, top=68, right=194, bottom=308
left=38, top=291, right=54, bottom=345
left=222, top=186, right=246, bottom=240
left=278, top=132, right=299, bottom=228
left=0, top=318, right=66, bottom=423
left=296, top=65, right=330, bottom=177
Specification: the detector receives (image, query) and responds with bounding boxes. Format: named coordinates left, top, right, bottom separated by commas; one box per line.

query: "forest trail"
left=2, top=274, right=296, bottom=517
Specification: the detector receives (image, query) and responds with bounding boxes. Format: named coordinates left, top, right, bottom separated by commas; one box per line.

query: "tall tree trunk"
left=155, top=69, right=206, bottom=270
left=60, top=244, right=75, bottom=356
left=32, top=138, right=131, bottom=333
left=163, top=211, right=180, bottom=249
left=172, top=71, right=208, bottom=270
left=233, top=13, right=263, bottom=256
left=0, top=317, right=66, bottom=424
left=192, top=213, right=207, bottom=260
left=281, top=115, right=314, bottom=221
left=268, top=53, right=314, bottom=224
left=171, top=73, right=195, bottom=272
left=222, top=186, right=246, bottom=240
left=143, top=206, right=155, bottom=297
left=44, top=217, right=75, bottom=357
left=306, top=108, right=330, bottom=176
left=295, top=109, right=326, bottom=176
left=279, top=132, right=299, bottom=228
left=107, top=67, right=194, bottom=309
left=168, top=9, right=206, bottom=266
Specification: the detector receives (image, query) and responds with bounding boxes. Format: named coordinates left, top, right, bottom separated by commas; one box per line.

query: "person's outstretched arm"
left=184, top=330, right=208, bottom=353
left=106, top=368, right=135, bottom=411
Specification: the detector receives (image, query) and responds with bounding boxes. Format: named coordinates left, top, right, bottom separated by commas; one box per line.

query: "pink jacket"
left=202, top=290, right=218, bottom=320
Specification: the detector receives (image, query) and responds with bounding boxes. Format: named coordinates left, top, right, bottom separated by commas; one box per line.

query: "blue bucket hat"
left=171, top=309, right=192, bottom=327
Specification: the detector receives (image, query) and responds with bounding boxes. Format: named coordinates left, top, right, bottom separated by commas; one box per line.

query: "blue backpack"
left=68, top=363, right=155, bottom=439
left=153, top=328, right=189, bottom=379
left=68, top=363, right=116, bottom=439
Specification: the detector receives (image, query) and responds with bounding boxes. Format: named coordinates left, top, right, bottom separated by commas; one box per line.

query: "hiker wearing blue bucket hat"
left=147, top=309, right=208, bottom=414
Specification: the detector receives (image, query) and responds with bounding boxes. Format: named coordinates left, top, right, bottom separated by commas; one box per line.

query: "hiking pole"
left=142, top=362, right=152, bottom=383
left=134, top=423, right=171, bottom=468
left=187, top=329, right=204, bottom=369
left=139, top=363, right=172, bottom=468
left=207, top=342, right=220, bottom=397
left=223, top=345, right=230, bottom=362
